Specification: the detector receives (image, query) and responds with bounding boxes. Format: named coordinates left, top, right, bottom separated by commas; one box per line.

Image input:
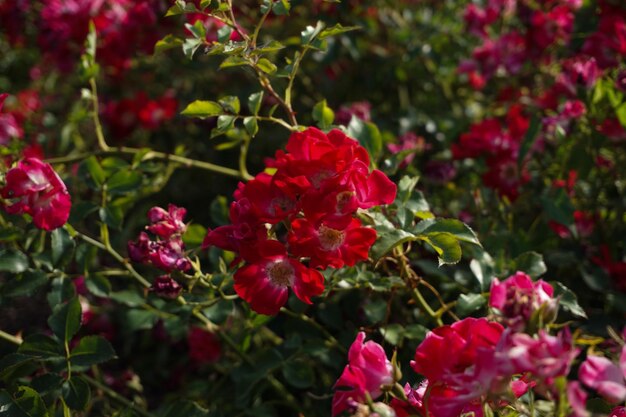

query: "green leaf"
left=183, top=224, right=207, bottom=247
left=395, top=176, right=420, bottom=204
left=380, top=323, right=404, bottom=345
left=182, top=38, right=203, bottom=60
left=0, top=386, right=49, bottom=417
left=318, top=23, right=360, bottom=40
left=252, top=41, right=285, bottom=54
left=212, top=115, right=236, bottom=137
left=85, top=274, right=112, bottom=297
left=271, top=0, right=290, bottom=15
left=363, top=298, right=387, bottom=324
left=456, top=293, right=486, bottom=317
left=282, top=359, right=314, bottom=389
left=420, top=219, right=481, bottom=247
left=512, top=251, right=547, bottom=278
left=219, top=96, right=240, bottom=114
left=0, top=354, right=37, bottom=381
left=404, top=324, right=428, bottom=341
left=552, top=282, right=587, bottom=318
left=248, top=92, right=263, bottom=115
left=2, top=270, right=47, bottom=298
left=123, top=309, right=158, bottom=331
left=154, top=34, right=183, bottom=55
left=31, top=373, right=64, bottom=396
left=346, top=116, right=383, bottom=159
left=301, top=21, right=325, bottom=45
left=185, top=20, right=206, bottom=40
left=257, top=58, right=277, bottom=74
left=181, top=100, right=222, bottom=118
left=99, top=205, right=124, bottom=230
left=62, top=377, right=91, bottom=411
left=370, top=228, right=416, bottom=261
left=419, top=232, right=462, bottom=265
left=312, top=100, right=334, bottom=130
left=0, top=250, right=29, bottom=274
left=219, top=55, right=248, bottom=69
left=217, top=25, right=233, bottom=43
left=47, top=297, right=82, bottom=344
left=83, top=156, right=106, bottom=186
left=51, top=227, right=75, bottom=267
left=70, top=335, right=116, bottom=367
left=470, top=250, right=496, bottom=291
left=18, top=334, right=64, bottom=360
left=47, top=277, right=76, bottom=307
left=243, top=117, right=259, bottom=137
left=106, top=169, right=142, bottom=193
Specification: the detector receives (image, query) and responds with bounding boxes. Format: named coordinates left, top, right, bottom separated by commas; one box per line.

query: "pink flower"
left=500, top=329, right=579, bottom=388
left=567, top=381, right=589, bottom=417
left=390, top=381, right=427, bottom=417
left=410, top=318, right=505, bottom=417
left=332, top=332, right=394, bottom=416
left=147, top=204, right=187, bottom=239
left=1, top=158, right=71, bottom=231
left=579, top=347, right=626, bottom=403
left=335, top=101, right=372, bottom=125
left=489, top=271, right=556, bottom=328
left=610, top=407, right=626, bottom=417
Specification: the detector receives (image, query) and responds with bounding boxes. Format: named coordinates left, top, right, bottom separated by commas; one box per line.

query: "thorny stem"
left=45, top=146, right=248, bottom=180
left=74, top=229, right=151, bottom=288
left=89, top=78, right=110, bottom=152
left=250, top=6, right=272, bottom=49
left=253, top=66, right=299, bottom=127
left=0, top=329, right=22, bottom=345
left=395, top=247, right=443, bottom=325
left=285, top=48, right=308, bottom=110
left=411, top=287, right=443, bottom=326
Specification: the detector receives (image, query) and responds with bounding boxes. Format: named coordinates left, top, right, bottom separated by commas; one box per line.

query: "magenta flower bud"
left=489, top=271, right=557, bottom=329
left=332, top=332, right=394, bottom=416
left=150, top=275, right=182, bottom=299
left=127, top=232, right=152, bottom=263
left=147, top=204, right=187, bottom=238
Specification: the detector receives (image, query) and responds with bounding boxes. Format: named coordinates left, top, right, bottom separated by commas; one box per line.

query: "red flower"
left=288, top=217, right=377, bottom=269
left=187, top=327, right=221, bottom=364
left=332, top=332, right=394, bottom=416
left=234, top=240, right=324, bottom=315
left=1, top=158, right=71, bottom=231
left=410, top=318, right=505, bottom=417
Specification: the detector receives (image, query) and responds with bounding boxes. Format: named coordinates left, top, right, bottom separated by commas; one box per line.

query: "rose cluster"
left=331, top=272, right=601, bottom=417
left=203, top=127, right=396, bottom=315
left=128, top=204, right=191, bottom=298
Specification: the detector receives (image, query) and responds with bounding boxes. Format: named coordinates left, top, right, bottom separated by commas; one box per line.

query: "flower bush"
left=1, top=0, right=626, bottom=416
